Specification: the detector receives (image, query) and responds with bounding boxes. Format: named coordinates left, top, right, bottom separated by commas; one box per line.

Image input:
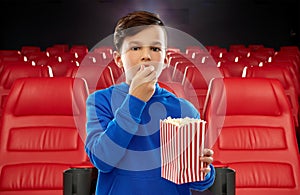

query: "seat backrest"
left=0, top=50, right=21, bottom=56
left=171, top=61, right=194, bottom=82
left=48, top=61, right=78, bottom=77
left=265, top=61, right=300, bottom=96
left=0, top=60, right=29, bottom=75
left=183, top=65, right=223, bottom=115
left=248, top=44, right=264, bottom=52
left=0, top=65, right=51, bottom=89
left=46, top=47, right=65, bottom=57
left=221, top=52, right=241, bottom=62
left=80, top=52, right=108, bottom=66
left=239, top=57, right=260, bottom=67
left=219, top=61, right=247, bottom=77
left=250, top=50, right=272, bottom=63
left=168, top=55, right=192, bottom=68
left=53, top=44, right=69, bottom=52
left=158, top=81, right=186, bottom=99
left=203, top=77, right=300, bottom=195
left=158, top=68, right=173, bottom=82
left=0, top=77, right=89, bottom=195
left=0, top=65, right=51, bottom=116
left=229, top=44, right=246, bottom=52
left=70, top=45, right=88, bottom=58
left=272, top=53, right=299, bottom=74
left=107, top=60, right=125, bottom=83
left=245, top=66, right=299, bottom=127
left=21, top=46, right=41, bottom=56
left=66, top=65, right=114, bottom=93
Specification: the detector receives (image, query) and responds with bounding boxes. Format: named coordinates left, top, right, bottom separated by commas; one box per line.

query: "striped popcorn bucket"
left=160, top=117, right=206, bottom=184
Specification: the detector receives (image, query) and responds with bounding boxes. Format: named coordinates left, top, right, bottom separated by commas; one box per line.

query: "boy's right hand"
left=129, top=65, right=157, bottom=102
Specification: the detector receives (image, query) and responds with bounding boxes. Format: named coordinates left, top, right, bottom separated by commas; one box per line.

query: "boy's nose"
left=140, top=48, right=151, bottom=61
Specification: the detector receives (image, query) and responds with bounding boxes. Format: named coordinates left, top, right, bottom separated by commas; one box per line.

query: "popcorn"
left=160, top=117, right=206, bottom=184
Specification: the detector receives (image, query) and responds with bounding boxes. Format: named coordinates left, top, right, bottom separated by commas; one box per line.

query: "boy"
left=85, top=11, right=215, bottom=194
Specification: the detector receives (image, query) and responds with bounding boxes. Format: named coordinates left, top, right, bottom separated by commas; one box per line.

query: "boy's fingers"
left=203, top=148, right=214, bottom=157
left=200, top=156, right=213, bottom=165
left=134, top=66, right=156, bottom=82
left=201, top=167, right=211, bottom=175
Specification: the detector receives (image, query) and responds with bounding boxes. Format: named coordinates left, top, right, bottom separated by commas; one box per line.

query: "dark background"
left=0, top=0, right=299, bottom=51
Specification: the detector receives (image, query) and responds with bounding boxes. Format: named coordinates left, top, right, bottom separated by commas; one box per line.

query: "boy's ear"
left=113, top=51, right=123, bottom=68
left=163, top=56, right=169, bottom=69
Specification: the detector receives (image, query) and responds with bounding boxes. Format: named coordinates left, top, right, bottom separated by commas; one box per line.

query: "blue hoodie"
left=85, top=82, right=215, bottom=195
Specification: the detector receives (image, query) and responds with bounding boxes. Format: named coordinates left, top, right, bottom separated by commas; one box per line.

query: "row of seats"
left=0, top=44, right=113, bottom=70
left=1, top=47, right=299, bottom=126
left=0, top=76, right=299, bottom=194
left=1, top=45, right=299, bottom=117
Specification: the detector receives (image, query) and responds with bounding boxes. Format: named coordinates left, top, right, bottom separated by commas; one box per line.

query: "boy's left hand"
left=200, top=148, right=214, bottom=176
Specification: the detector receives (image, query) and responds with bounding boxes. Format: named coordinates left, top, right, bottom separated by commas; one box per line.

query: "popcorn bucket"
left=160, top=117, right=206, bottom=184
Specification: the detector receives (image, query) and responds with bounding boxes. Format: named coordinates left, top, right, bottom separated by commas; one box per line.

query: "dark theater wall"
left=0, top=0, right=299, bottom=50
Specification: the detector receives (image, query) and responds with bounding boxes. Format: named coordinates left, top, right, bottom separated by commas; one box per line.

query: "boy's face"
left=113, top=25, right=168, bottom=84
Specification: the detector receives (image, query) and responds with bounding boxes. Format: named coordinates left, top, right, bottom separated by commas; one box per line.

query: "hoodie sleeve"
left=85, top=90, right=146, bottom=173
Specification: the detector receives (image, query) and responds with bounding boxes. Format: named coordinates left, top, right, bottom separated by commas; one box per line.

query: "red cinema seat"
left=245, top=66, right=299, bottom=127
left=168, top=53, right=191, bottom=68
left=46, top=47, right=65, bottom=58
left=57, top=52, right=76, bottom=63
left=48, top=61, right=78, bottom=77
left=158, top=81, right=186, bottom=99
left=265, top=61, right=300, bottom=97
left=0, top=65, right=51, bottom=116
left=185, top=46, right=205, bottom=58
left=210, top=48, right=227, bottom=59
left=107, top=60, right=124, bottom=83
left=256, top=47, right=275, bottom=56
left=211, top=48, right=228, bottom=64
left=219, top=61, right=247, bottom=77
left=166, top=47, right=181, bottom=53
left=171, top=61, right=194, bottom=82
left=92, top=46, right=113, bottom=60
left=203, top=78, right=300, bottom=195
left=221, top=52, right=241, bottom=63
left=0, top=59, right=29, bottom=75
left=235, top=48, right=251, bottom=58
left=80, top=52, right=108, bottom=66
left=0, top=50, right=21, bottom=56
left=272, top=52, right=300, bottom=74
left=158, top=67, right=173, bottom=82
left=229, top=44, right=246, bottom=52
left=25, top=52, right=48, bottom=65
left=250, top=51, right=272, bottom=63
left=183, top=65, right=223, bottom=115
left=0, top=77, right=90, bottom=195
left=280, top=46, right=299, bottom=53
left=248, top=44, right=264, bottom=52
left=70, top=45, right=89, bottom=63
left=239, top=57, right=260, bottom=67
left=21, top=46, right=41, bottom=56
left=205, top=45, right=220, bottom=53
left=66, top=65, right=115, bottom=93
left=53, top=44, right=69, bottom=52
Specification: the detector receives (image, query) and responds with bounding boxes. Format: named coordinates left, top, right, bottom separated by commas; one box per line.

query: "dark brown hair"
left=113, top=11, right=165, bottom=51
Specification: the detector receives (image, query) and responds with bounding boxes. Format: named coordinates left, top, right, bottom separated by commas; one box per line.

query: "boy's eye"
left=131, top=47, right=141, bottom=51
left=151, top=47, right=162, bottom=52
